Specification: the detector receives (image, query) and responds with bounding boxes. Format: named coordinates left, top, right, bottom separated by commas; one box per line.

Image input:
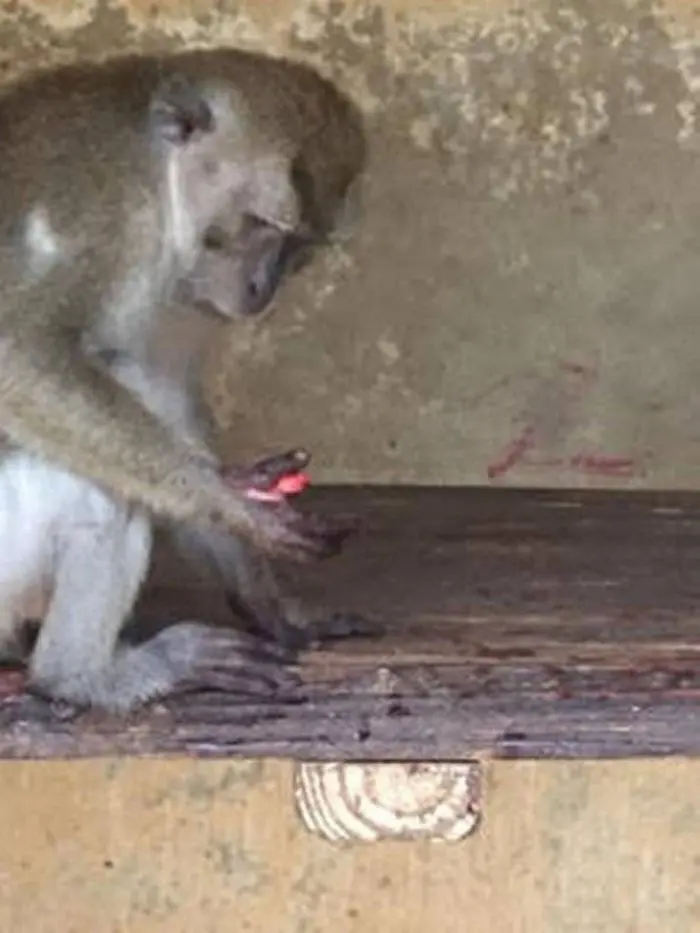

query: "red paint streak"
left=487, top=425, right=537, bottom=480
left=568, top=453, right=636, bottom=478
left=524, top=453, right=636, bottom=478
left=487, top=360, right=631, bottom=481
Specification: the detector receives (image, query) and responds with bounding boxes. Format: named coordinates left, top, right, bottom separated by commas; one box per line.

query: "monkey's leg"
left=28, top=498, right=156, bottom=710
left=174, top=526, right=380, bottom=652
left=29, top=494, right=297, bottom=713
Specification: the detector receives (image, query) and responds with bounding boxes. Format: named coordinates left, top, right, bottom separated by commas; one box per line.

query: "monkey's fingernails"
left=289, top=447, right=311, bottom=469
left=253, top=448, right=311, bottom=474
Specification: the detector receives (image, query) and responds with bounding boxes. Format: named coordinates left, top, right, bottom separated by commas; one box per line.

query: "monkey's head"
left=150, top=53, right=366, bottom=320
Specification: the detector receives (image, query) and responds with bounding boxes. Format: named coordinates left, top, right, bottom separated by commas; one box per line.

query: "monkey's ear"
left=150, top=74, right=215, bottom=144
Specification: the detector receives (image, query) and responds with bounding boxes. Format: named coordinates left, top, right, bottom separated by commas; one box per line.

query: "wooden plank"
left=4, top=484, right=700, bottom=761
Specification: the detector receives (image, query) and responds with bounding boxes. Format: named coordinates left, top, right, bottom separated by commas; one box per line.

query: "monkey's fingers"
left=299, top=612, right=384, bottom=648
left=240, top=611, right=384, bottom=652
left=248, top=448, right=311, bottom=487
left=242, top=501, right=335, bottom=562
left=221, top=448, right=311, bottom=494
left=289, top=510, right=360, bottom=559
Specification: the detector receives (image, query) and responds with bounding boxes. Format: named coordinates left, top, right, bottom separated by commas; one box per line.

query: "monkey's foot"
left=157, top=622, right=300, bottom=697
left=28, top=623, right=300, bottom=715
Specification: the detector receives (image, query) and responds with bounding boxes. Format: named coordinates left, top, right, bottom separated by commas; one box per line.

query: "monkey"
left=0, top=48, right=367, bottom=711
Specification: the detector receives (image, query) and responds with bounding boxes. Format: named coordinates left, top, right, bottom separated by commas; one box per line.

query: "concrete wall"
left=4, top=2, right=700, bottom=930
left=5, top=0, right=700, bottom=487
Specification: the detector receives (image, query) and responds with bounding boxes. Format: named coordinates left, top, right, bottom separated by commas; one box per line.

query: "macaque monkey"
left=0, top=48, right=367, bottom=711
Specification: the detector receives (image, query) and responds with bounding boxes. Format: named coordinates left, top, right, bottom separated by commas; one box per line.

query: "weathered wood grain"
left=3, top=485, right=700, bottom=760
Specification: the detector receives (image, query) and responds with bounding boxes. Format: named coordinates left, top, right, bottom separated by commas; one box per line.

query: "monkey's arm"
left=0, top=329, right=331, bottom=560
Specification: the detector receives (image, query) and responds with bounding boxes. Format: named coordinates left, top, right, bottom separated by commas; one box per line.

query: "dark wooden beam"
left=4, top=485, right=700, bottom=761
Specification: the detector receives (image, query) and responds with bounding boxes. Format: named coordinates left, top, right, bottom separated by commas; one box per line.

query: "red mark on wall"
left=527, top=454, right=636, bottom=479
left=487, top=425, right=537, bottom=480
left=568, top=453, right=636, bottom=478
left=486, top=360, right=636, bottom=481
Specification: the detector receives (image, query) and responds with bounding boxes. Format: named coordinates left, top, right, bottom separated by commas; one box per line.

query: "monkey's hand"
left=232, top=448, right=311, bottom=501
left=233, top=487, right=357, bottom=563
left=221, top=449, right=358, bottom=562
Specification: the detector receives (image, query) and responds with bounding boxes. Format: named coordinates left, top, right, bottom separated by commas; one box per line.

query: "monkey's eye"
left=247, top=277, right=261, bottom=299
left=203, top=226, right=227, bottom=252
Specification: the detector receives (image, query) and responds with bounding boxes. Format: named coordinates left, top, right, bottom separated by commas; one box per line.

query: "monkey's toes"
left=155, top=623, right=300, bottom=697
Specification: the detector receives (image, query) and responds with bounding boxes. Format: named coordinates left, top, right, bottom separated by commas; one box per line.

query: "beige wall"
left=3, top=2, right=700, bottom=929
left=5, top=0, right=700, bottom=487
left=4, top=758, right=700, bottom=933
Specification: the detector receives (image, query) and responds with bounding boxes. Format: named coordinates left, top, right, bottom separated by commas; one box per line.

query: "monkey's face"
left=181, top=214, right=314, bottom=320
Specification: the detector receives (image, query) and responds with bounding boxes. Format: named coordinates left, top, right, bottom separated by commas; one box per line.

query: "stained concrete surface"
left=2, top=0, right=700, bottom=930
left=6, top=1, right=700, bottom=487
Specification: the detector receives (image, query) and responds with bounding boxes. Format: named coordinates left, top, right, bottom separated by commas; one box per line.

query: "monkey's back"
left=0, top=57, right=164, bottom=235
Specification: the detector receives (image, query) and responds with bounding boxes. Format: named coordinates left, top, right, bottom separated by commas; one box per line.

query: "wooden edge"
left=2, top=663, right=700, bottom=760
